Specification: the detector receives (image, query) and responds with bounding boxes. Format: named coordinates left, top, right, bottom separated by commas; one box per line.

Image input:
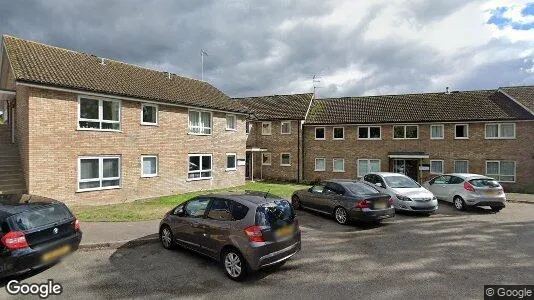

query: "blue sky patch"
left=488, top=4, right=534, bottom=30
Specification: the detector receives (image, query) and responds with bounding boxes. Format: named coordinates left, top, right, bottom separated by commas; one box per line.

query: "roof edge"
left=498, top=88, right=534, bottom=116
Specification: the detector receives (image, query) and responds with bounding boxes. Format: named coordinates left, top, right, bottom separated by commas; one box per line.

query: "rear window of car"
left=9, top=204, right=73, bottom=231
left=255, top=200, right=294, bottom=229
left=343, top=182, right=380, bottom=196
left=469, top=178, right=501, bottom=188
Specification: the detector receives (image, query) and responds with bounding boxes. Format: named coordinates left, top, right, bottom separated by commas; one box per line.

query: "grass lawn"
left=70, top=181, right=309, bottom=222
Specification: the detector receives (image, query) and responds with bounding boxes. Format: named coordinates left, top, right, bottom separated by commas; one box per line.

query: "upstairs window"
left=315, top=127, right=325, bottom=140
left=455, top=124, right=469, bottom=139
left=141, top=103, right=158, bottom=125
left=261, top=122, right=272, bottom=135
left=358, top=126, right=381, bottom=139
left=189, top=110, right=212, bottom=135
left=485, top=123, right=515, bottom=139
left=79, top=97, right=120, bottom=130
left=226, top=114, right=237, bottom=131
left=281, top=121, right=291, bottom=134
left=393, top=125, right=418, bottom=139
left=430, top=124, right=444, bottom=139
left=333, top=127, right=344, bottom=140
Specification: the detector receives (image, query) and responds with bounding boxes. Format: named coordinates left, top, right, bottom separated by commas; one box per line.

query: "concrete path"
left=507, top=193, right=534, bottom=203
left=79, top=220, right=159, bottom=250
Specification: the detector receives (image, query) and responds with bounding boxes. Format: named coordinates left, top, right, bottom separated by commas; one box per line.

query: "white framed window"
left=455, top=124, right=469, bottom=139
left=430, top=160, right=444, bottom=174
left=357, top=159, right=381, bottom=177
left=315, top=127, right=325, bottom=140
left=280, top=153, right=291, bottom=166
left=141, top=155, right=158, bottom=177
left=315, top=158, right=326, bottom=172
left=226, top=114, right=237, bottom=131
left=261, top=122, right=272, bottom=135
left=333, top=127, right=344, bottom=140
left=141, top=103, right=158, bottom=125
left=188, top=110, right=212, bottom=135
left=188, top=154, right=212, bottom=180
left=430, top=124, right=444, bottom=139
left=358, top=126, right=381, bottom=140
left=262, top=153, right=271, bottom=165
left=78, top=96, right=120, bottom=131
left=245, top=121, right=251, bottom=134
left=393, top=125, right=418, bottom=139
left=333, top=158, right=345, bottom=172
left=226, top=153, right=237, bottom=171
left=78, top=156, right=121, bottom=191
left=486, top=161, right=516, bottom=182
left=281, top=121, right=291, bottom=134
left=454, top=160, right=469, bottom=173
left=485, top=123, right=515, bottom=139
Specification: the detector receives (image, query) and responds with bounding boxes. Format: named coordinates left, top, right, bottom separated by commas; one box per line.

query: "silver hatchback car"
left=422, top=173, right=506, bottom=212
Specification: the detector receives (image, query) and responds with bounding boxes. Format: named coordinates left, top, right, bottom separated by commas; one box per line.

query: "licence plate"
left=374, top=200, right=386, bottom=209
left=42, top=245, right=71, bottom=263
left=484, top=190, right=498, bottom=195
left=275, top=225, right=294, bottom=240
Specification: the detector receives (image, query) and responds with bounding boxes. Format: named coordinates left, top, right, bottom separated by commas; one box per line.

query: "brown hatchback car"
left=159, top=192, right=301, bottom=281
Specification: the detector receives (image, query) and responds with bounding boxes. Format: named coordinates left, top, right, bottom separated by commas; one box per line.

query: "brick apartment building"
left=0, top=35, right=249, bottom=204
left=242, top=88, right=534, bottom=193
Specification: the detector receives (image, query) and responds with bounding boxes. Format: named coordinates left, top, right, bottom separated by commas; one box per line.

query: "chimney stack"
left=446, top=86, right=450, bottom=94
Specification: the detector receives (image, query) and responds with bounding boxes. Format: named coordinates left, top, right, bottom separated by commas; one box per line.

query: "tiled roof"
left=500, top=86, right=534, bottom=115
left=306, top=90, right=534, bottom=124
left=235, top=93, right=312, bottom=120
left=2, top=35, right=248, bottom=113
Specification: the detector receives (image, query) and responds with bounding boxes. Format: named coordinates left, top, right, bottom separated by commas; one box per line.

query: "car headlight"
left=396, top=194, right=412, bottom=201
left=432, top=196, right=437, bottom=201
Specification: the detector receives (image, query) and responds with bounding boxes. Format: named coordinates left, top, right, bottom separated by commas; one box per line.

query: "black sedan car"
left=291, top=180, right=395, bottom=225
left=0, top=194, right=82, bottom=278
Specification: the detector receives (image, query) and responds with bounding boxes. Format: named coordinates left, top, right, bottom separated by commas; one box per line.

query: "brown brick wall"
left=15, top=86, right=29, bottom=189
left=301, top=123, right=534, bottom=192
left=23, top=87, right=247, bottom=205
left=246, top=120, right=300, bottom=181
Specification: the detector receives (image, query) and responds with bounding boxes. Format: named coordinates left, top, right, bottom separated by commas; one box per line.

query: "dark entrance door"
left=392, top=159, right=419, bottom=182
left=245, top=152, right=251, bottom=179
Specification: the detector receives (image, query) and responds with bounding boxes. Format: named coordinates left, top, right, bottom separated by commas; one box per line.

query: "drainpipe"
left=10, top=101, right=14, bottom=144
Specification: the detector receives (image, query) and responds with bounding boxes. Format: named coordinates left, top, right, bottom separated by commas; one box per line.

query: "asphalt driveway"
left=2, top=202, right=534, bottom=299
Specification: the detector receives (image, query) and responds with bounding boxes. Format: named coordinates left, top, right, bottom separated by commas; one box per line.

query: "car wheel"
left=334, top=207, right=349, bottom=225
left=222, top=248, right=247, bottom=281
left=491, top=206, right=503, bottom=213
left=291, top=195, right=301, bottom=210
left=160, top=225, right=175, bottom=249
left=453, top=196, right=465, bottom=211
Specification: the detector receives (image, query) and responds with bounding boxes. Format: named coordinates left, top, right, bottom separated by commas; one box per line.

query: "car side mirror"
left=174, top=207, right=185, bottom=217
left=375, top=182, right=383, bottom=188
left=308, top=187, right=313, bottom=192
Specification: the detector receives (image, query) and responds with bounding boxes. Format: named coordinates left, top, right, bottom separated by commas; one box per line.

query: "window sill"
left=261, top=133, right=272, bottom=136
left=280, top=164, right=292, bottom=167
left=333, top=138, right=345, bottom=140
left=281, top=132, right=291, bottom=135
left=141, top=122, right=158, bottom=126
left=141, top=175, right=159, bottom=178
left=225, top=168, right=237, bottom=172
left=430, top=137, right=444, bottom=140
left=485, top=137, right=516, bottom=140
left=315, top=138, right=326, bottom=140
left=314, top=169, right=326, bottom=172
left=358, top=138, right=382, bottom=140
left=187, top=177, right=213, bottom=182
left=226, top=128, right=238, bottom=132
left=454, top=137, right=469, bottom=140
left=392, top=138, right=419, bottom=140
left=77, top=128, right=122, bottom=133
left=333, top=170, right=345, bottom=173
left=188, top=132, right=212, bottom=136
left=76, top=186, right=121, bottom=193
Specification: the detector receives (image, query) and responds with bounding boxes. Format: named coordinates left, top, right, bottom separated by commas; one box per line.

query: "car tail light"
left=1, top=231, right=29, bottom=250
left=355, top=199, right=369, bottom=209
left=388, top=198, right=394, bottom=206
left=74, top=219, right=81, bottom=231
left=464, top=181, right=475, bottom=192
left=244, top=225, right=265, bottom=243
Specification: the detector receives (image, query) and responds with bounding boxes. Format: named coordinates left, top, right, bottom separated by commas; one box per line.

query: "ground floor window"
left=486, top=161, right=516, bottom=182
left=430, top=160, right=444, bottom=174
left=78, top=156, right=120, bottom=191
left=357, top=159, right=380, bottom=177
left=262, top=153, right=271, bottom=165
left=280, top=153, right=291, bottom=166
left=226, top=153, right=237, bottom=171
left=315, top=158, right=326, bottom=171
left=188, top=154, right=212, bottom=180
left=141, top=155, right=158, bottom=177
left=454, top=160, right=469, bottom=173
left=333, top=158, right=345, bottom=172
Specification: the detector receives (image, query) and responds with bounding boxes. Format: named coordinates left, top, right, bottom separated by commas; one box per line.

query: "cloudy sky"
left=1, top=0, right=533, bottom=98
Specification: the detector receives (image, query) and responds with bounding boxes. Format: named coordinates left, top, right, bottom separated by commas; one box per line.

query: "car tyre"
left=453, top=196, right=466, bottom=211
left=291, top=195, right=301, bottom=210
left=491, top=206, right=503, bottom=213
left=222, top=248, right=248, bottom=281
left=160, top=225, right=176, bottom=250
left=334, top=207, right=349, bottom=225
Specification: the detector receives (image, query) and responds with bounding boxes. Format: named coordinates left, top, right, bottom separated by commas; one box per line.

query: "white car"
left=422, top=173, right=506, bottom=212
left=362, top=172, right=438, bottom=215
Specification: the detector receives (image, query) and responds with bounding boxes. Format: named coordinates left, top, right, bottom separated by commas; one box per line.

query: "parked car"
left=0, top=194, right=82, bottom=278
left=362, top=172, right=438, bottom=215
left=291, top=179, right=394, bottom=225
left=159, top=192, right=301, bottom=281
left=422, top=173, right=506, bottom=212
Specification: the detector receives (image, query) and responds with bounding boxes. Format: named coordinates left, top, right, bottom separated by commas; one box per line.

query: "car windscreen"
left=469, top=178, right=501, bottom=188
left=343, top=182, right=380, bottom=196
left=384, top=176, right=420, bottom=188
left=255, top=200, right=294, bottom=229
left=9, top=204, right=73, bottom=231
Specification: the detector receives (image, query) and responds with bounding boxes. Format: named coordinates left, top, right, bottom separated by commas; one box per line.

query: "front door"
left=393, top=159, right=419, bottom=182
left=245, top=152, right=251, bottom=179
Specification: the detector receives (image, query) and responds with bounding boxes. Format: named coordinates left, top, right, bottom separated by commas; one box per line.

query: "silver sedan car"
left=422, top=173, right=506, bottom=212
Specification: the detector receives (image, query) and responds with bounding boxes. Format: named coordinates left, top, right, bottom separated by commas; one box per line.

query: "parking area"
left=2, top=201, right=534, bottom=299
